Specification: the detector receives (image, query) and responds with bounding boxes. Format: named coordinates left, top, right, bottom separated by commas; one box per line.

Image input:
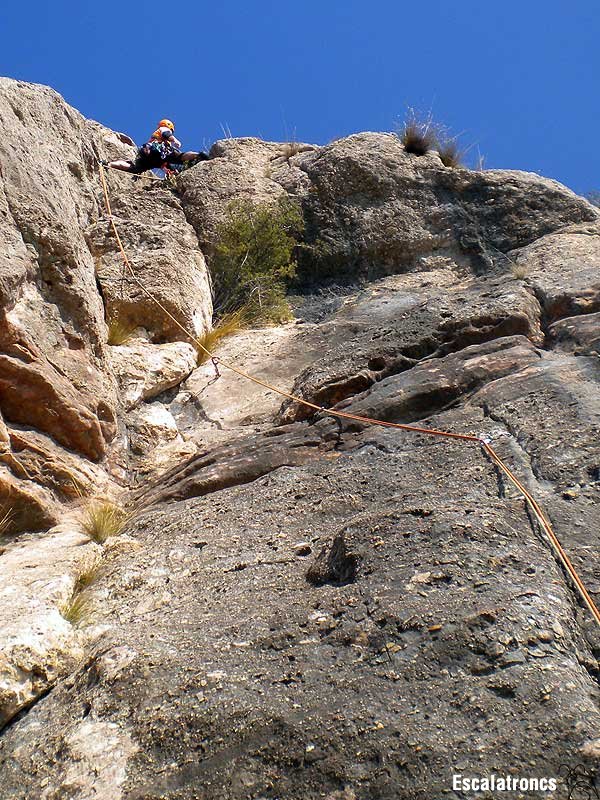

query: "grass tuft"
left=107, top=317, right=137, bottom=346
left=194, top=308, right=247, bottom=365
left=401, top=122, right=437, bottom=156
left=396, top=110, right=477, bottom=168
left=438, top=139, right=464, bottom=168
left=0, top=507, right=13, bottom=536
left=60, top=562, right=102, bottom=626
left=74, top=563, right=101, bottom=591
left=511, top=263, right=528, bottom=280
left=80, top=499, right=130, bottom=544
left=398, top=109, right=437, bottom=156
left=60, top=593, right=93, bottom=625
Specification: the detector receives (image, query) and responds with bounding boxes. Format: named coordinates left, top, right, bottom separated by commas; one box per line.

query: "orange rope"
left=481, top=442, right=600, bottom=625
left=98, top=164, right=600, bottom=627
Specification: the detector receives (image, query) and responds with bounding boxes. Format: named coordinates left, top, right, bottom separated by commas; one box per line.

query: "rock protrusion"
left=306, top=529, right=361, bottom=586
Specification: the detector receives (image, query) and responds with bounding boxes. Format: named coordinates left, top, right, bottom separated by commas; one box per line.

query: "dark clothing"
left=129, top=141, right=182, bottom=174
left=164, top=149, right=185, bottom=166
left=124, top=143, right=208, bottom=175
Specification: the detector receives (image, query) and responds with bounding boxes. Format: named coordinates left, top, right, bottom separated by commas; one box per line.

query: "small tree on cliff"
left=210, top=197, right=304, bottom=324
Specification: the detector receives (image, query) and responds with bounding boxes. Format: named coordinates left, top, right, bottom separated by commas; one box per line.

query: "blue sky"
left=3, top=0, right=599, bottom=194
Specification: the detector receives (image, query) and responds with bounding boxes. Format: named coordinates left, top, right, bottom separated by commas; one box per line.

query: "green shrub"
left=210, top=197, right=304, bottom=324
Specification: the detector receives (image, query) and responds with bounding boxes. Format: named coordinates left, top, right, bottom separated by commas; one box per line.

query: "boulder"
left=176, top=137, right=289, bottom=251
left=109, top=339, right=197, bottom=410
left=509, top=221, right=600, bottom=323
left=549, top=311, right=600, bottom=354
left=87, top=183, right=212, bottom=343
left=0, top=81, right=119, bottom=521
left=177, top=132, right=597, bottom=287
left=128, top=403, right=182, bottom=455
left=0, top=466, right=59, bottom=534
left=293, top=133, right=598, bottom=283
left=0, top=81, right=120, bottom=465
left=0, top=422, right=112, bottom=534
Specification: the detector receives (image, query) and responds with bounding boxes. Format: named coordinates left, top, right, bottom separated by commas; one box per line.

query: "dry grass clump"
left=80, top=499, right=130, bottom=544
left=511, top=263, right=528, bottom=280
left=396, top=109, right=473, bottom=169
left=60, top=593, right=93, bottom=625
left=398, top=109, right=438, bottom=156
left=107, top=317, right=137, bottom=346
left=401, top=121, right=437, bottom=156
left=438, top=139, right=464, bottom=168
left=60, top=563, right=101, bottom=625
left=74, top=562, right=101, bottom=590
left=0, top=507, right=13, bottom=536
left=194, top=308, right=247, bottom=365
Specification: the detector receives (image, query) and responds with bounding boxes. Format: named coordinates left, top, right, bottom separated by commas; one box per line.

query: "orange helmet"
left=158, top=119, right=175, bottom=131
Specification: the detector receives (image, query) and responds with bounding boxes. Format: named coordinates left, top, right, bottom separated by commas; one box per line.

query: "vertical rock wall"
left=0, top=79, right=212, bottom=531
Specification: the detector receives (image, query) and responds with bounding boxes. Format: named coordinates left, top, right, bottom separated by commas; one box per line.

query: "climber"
left=101, top=119, right=208, bottom=175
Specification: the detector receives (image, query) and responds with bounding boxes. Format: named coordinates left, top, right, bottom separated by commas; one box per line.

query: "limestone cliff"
left=1, top=78, right=600, bottom=799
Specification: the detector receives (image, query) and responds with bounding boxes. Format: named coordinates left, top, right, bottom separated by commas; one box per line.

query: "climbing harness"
left=98, top=163, right=600, bottom=628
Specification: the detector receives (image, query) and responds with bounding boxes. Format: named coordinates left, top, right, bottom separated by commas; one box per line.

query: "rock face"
left=293, top=133, right=597, bottom=283
left=109, top=339, right=197, bottom=411
left=1, top=81, right=600, bottom=799
left=0, top=525, right=101, bottom=727
left=0, top=79, right=212, bottom=531
left=87, top=185, right=212, bottom=342
left=177, top=137, right=290, bottom=253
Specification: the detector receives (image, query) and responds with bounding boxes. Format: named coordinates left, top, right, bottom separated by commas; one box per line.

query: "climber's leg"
left=181, top=150, right=209, bottom=162
left=105, top=159, right=137, bottom=172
